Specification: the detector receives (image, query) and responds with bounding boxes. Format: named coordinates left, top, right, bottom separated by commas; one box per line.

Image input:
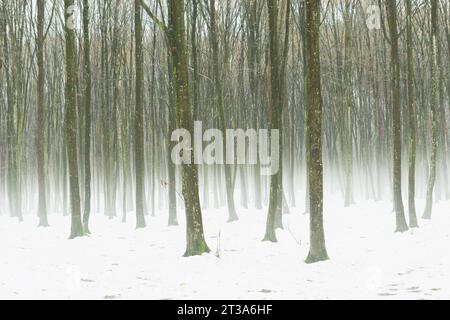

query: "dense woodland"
left=0, top=0, right=449, bottom=263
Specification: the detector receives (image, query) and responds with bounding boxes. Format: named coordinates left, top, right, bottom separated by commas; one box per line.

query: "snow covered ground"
left=1, top=196, right=450, bottom=300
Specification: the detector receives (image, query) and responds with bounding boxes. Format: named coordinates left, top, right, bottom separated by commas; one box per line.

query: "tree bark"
left=385, top=0, right=408, bottom=232
left=406, top=0, right=418, bottom=228
left=134, top=0, right=146, bottom=229
left=168, top=0, right=210, bottom=256
left=305, top=0, right=329, bottom=264
left=422, top=0, right=439, bottom=220
left=82, top=0, right=92, bottom=233
left=37, top=0, right=49, bottom=227
left=65, top=0, right=84, bottom=238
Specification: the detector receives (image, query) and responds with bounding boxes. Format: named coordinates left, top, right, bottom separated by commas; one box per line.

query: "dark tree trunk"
left=37, top=0, right=49, bottom=227
left=263, top=0, right=281, bottom=242
left=134, top=0, right=146, bottom=229
left=406, top=0, right=418, bottom=228
left=65, top=0, right=84, bottom=238
left=422, top=0, right=439, bottom=220
left=386, top=0, right=408, bottom=232
left=82, top=0, right=92, bottom=233
left=168, top=0, right=210, bottom=256
left=305, top=0, right=329, bottom=264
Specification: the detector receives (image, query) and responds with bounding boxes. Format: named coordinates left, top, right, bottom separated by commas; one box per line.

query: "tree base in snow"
left=395, top=224, right=409, bottom=233
left=136, top=215, right=146, bottom=229
left=305, top=251, right=329, bottom=264
left=183, top=240, right=210, bottom=257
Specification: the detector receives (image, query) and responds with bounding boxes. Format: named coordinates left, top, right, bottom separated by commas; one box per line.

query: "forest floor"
left=1, top=196, right=450, bottom=299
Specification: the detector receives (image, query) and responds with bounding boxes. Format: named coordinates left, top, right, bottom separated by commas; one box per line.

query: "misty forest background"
left=0, top=0, right=449, bottom=263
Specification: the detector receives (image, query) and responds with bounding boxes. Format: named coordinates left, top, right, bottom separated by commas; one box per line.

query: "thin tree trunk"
left=209, top=0, right=238, bottom=222
left=422, top=0, right=439, bottom=220
left=134, top=0, right=146, bottom=229
left=406, top=0, right=418, bottom=228
left=82, top=0, right=92, bottom=233
left=263, top=0, right=281, bottom=242
left=37, top=0, right=49, bottom=227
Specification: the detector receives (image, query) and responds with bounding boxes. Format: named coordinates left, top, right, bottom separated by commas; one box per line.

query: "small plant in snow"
left=215, top=231, right=222, bottom=259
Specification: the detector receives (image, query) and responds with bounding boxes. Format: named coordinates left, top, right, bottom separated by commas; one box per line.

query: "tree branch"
left=139, top=0, right=168, bottom=34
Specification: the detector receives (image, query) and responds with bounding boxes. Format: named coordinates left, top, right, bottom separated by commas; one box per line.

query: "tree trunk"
left=406, top=0, right=418, bottom=228
left=386, top=0, right=408, bottom=232
left=65, top=0, right=84, bottom=238
left=168, top=0, right=210, bottom=256
left=134, top=0, right=146, bottom=229
left=37, top=0, right=49, bottom=227
left=422, top=0, right=439, bottom=220
left=82, top=0, right=92, bottom=233
left=305, top=0, right=329, bottom=264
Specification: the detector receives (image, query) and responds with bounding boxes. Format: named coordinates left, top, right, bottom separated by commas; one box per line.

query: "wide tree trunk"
left=386, top=0, right=408, bottom=232
left=64, top=0, right=84, bottom=238
left=305, top=0, right=329, bottom=264
left=168, top=0, right=210, bottom=256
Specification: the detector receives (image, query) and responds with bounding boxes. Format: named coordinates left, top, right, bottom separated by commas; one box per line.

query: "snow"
left=1, top=196, right=450, bottom=300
